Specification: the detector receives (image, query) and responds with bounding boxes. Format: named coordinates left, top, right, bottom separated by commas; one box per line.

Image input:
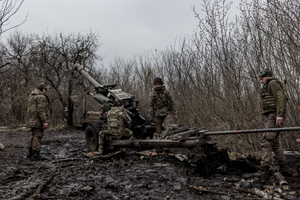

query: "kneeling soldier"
left=98, top=100, right=132, bottom=154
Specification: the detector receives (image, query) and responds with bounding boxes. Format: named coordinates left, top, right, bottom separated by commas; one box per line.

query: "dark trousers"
left=29, top=128, right=44, bottom=151
left=261, top=112, right=287, bottom=167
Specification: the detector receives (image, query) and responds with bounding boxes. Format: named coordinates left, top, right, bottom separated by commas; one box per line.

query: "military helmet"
left=153, top=77, right=163, bottom=85
left=259, top=69, right=273, bottom=78
left=102, top=102, right=111, bottom=112
left=113, top=99, right=123, bottom=107
left=37, top=83, right=49, bottom=91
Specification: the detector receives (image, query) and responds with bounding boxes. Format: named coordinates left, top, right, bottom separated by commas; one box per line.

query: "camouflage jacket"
left=26, top=88, right=51, bottom=128
left=149, top=86, right=176, bottom=117
left=261, top=78, right=287, bottom=117
left=107, top=106, right=132, bottom=135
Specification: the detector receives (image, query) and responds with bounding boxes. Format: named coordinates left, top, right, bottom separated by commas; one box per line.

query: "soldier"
left=100, top=101, right=111, bottom=124
left=254, top=69, right=294, bottom=182
left=98, top=99, right=132, bottom=154
left=149, top=77, right=177, bottom=138
left=26, top=83, right=51, bottom=160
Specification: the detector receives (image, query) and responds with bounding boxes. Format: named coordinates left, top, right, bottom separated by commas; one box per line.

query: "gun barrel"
left=74, top=63, right=103, bottom=89
left=109, top=139, right=200, bottom=148
left=204, top=126, right=300, bottom=136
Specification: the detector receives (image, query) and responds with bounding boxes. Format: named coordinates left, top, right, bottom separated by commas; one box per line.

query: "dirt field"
left=0, top=127, right=299, bottom=200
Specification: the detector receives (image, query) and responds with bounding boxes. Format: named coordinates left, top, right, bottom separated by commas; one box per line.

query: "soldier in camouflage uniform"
left=98, top=100, right=132, bottom=154
left=149, top=77, right=177, bottom=139
left=254, top=69, right=294, bottom=182
left=26, top=83, right=51, bottom=160
left=100, top=101, right=111, bottom=124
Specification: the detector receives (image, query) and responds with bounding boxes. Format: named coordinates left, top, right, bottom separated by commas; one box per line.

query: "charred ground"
left=0, top=127, right=299, bottom=200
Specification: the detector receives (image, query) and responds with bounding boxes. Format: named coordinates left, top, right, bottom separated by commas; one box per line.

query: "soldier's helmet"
left=101, top=102, right=111, bottom=112
left=37, top=83, right=50, bottom=91
left=153, top=77, right=163, bottom=85
left=113, top=99, right=123, bottom=107
left=259, top=69, right=273, bottom=78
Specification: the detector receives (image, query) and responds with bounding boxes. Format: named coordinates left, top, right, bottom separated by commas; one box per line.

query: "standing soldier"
left=98, top=100, right=132, bottom=154
left=255, top=69, right=294, bottom=182
left=149, top=77, right=177, bottom=139
left=26, top=83, right=51, bottom=160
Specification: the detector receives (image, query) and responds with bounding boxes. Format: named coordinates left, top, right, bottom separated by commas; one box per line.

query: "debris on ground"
left=0, top=127, right=299, bottom=199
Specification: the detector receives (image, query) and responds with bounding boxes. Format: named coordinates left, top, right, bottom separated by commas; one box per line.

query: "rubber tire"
left=85, top=123, right=102, bottom=152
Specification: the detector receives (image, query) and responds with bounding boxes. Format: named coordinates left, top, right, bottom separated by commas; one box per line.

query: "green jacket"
left=107, top=106, right=132, bottom=136
left=261, top=78, right=287, bottom=117
left=149, top=86, right=176, bottom=117
left=26, top=88, right=51, bottom=128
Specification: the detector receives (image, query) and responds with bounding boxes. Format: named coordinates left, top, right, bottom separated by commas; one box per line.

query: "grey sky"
left=3, top=0, right=239, bottom=65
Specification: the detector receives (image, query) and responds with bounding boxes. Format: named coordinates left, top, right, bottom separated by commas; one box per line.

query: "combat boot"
left=32, top=151, right=45, bottom=161
left=280, top=164, right=296, bottom=177
left=253, top=166, right=272, bottom=183
left=27, top=147, right=33, bottom=159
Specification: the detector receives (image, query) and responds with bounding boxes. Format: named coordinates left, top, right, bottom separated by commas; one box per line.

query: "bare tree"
left=0, top=0, right=27, bottom=37
left=33, top=31, right=102, bottom=126
left=0, top=0, right=27, bottom=71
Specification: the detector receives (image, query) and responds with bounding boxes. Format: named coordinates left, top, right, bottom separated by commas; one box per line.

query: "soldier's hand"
left=43, top=122, right=48, bottom=129
left=276, top=117, right=283, bottom=127
left=296, top=139, right=300, bottom=143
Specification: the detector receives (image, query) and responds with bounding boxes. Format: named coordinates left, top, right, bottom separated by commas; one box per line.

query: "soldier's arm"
left=269, top=82, right=287, bottom=117
left=36, top=95, right=49, bottom=124
left=166, top=90, right=177, bottom=116
left=149, top=92, right=155, bottom=118
left=122, top=110, right=132, bottom=127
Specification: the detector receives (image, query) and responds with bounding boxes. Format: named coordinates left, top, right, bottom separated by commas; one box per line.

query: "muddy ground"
left=0, top=127, right=299, bottom=200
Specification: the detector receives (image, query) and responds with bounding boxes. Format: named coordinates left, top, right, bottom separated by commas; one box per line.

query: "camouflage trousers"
left=98, top=127, right=133, bottom=151
left=261, top=112, right=287, bottom=167
left=153, top=114, right=173, bottom=138
left=29, top=128, right=44, bottom=151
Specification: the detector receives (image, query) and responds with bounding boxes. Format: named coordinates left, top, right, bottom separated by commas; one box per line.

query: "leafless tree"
left=33, top=31, right=102, bottom=126
left=0, top=0, right=27, bottom=37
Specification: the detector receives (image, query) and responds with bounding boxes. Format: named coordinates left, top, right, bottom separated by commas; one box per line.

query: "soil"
left=0, top=127, right=299, bottom=200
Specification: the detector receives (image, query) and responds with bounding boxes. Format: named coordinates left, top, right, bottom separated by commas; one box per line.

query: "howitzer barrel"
left=204, top=126, right=300, bottom=136
left=109, top=138, right=205, bottom=148
left=74, top=63, right=103, bottom=90
left=74, top=63, right=112, bottom=104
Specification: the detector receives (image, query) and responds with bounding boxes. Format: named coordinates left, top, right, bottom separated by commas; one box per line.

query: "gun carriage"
left=74, top=64, right=300, bottom=174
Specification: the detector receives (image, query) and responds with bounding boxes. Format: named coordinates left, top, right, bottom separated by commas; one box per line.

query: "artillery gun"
left=73, top=64, right=300, bottom=174
left=73, top=64, right=155, bottom=152
left=105, top=126, right=300, bottom=175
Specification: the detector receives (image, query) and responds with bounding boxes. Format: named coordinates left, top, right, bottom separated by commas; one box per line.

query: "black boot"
left=253, top=166, right=272, bottom=183
left=280, top=164, right=296, bottom=177
left=27, top=147, right=33, bottom=159
left=32, top=150, right=44, bottom=161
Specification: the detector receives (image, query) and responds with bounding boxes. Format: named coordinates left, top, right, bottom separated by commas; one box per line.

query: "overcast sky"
left=3, top=0, right=239, bottom=66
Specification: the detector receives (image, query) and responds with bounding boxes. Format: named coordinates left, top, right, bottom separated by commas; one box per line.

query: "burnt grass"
left=0, top=127, right=299, bottom=200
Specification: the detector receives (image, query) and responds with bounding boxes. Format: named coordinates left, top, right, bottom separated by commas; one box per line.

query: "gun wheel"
left=191, top=145, right=204, bottom=156
left=85, top=123, right=102, bottom=152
